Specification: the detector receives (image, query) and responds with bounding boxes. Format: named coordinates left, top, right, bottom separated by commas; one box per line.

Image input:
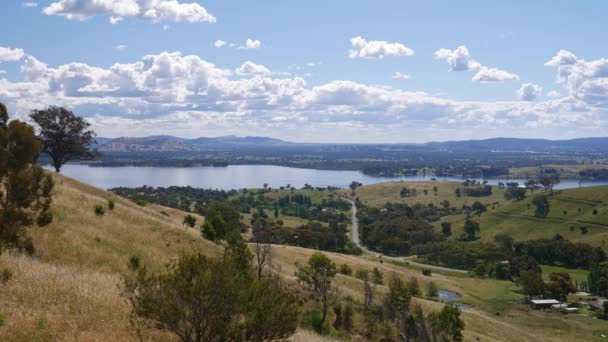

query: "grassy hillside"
left=1, top=175, right=607, bottom=341
left=342, top=180, right=608, bottom=250
left=339, top=180, right=507, bottom=208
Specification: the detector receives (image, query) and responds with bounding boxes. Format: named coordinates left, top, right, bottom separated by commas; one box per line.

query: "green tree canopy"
left=29, top=106, right=98, bottom=172
left=1, top=102, right=54, bottom=254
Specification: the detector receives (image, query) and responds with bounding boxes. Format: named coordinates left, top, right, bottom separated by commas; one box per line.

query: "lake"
left=52, top=164, right=608, bottom=190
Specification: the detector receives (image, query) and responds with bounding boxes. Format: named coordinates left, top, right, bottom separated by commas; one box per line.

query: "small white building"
left=530, top=299, right=560, bottom=310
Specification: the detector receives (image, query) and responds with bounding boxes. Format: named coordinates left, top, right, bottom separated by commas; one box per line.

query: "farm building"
left=530, top=299, right=560, bottom=310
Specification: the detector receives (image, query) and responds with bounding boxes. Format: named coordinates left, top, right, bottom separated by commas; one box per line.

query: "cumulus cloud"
left=544, top=50, right=578, bottom=67
left=115, top=44, right=128, bottom=51
left=235, top=61, right=270, bottom=76
left=434, top=46, right=481, bottom=71
left=547, top=90, right=561, bottom=97
left=545, top=50, right=608, bottom=107
left=349, top=36, right=414, bottom=59
left=0, top=49, right=605, bottom=142
left=435, top=45, right=518, bottom=83
left=214, top=40, right=227, bottom=48
left=0, top=47, right=25, bottom=62
left=517, top=83, right=542, bottom=101
left=473, top=67, right=519, bottom=82
left=22, top=2, right=38, bottom=7
left=242, top=38, right=261, bottom=50
left=43, top=0, right=216, bottom=24
left=392, top=72, right=410, bottom=80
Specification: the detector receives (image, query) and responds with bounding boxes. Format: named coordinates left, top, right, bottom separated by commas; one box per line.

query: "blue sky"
left=1, top=1, right=607, bottom=142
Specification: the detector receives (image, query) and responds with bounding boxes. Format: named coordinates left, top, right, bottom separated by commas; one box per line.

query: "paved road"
left=340, top=196, right=468, bottom=274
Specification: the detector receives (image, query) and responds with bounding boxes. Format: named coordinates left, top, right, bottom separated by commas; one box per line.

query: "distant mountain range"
left=96, top=135, right=292, bottom=152
left=95, top=136, right=608, bottom=154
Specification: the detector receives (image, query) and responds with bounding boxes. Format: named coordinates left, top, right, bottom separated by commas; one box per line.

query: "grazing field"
left=343, top=180, right=608, bottom=250
left=1, top=174, right=607, bottom=341
left=338, top=180, right=507, bottom=208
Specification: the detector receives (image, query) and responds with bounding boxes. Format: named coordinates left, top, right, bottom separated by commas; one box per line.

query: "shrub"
left=128, top=255, right=141, bottom=270
left=135, top=199, right=148, bottom=207
left=427, top=281, right=438, bottom=297
left=108, top=199, right=115, bottom=210
left=1, top=268, right=13, bottom=284
left=422, top=268, right=432, bottom=276
left=339, top=263, right=353, bottom=276
left=593, top=209, right=599, bottom=215
left=94, top=205, right=105, bottom=216
left=301, top=310, right=326, bottom=333
left=182, top=214, right=197, bottom=228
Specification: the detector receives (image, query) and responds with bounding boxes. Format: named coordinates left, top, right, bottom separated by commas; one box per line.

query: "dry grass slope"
left=0, top=174, right=606, bottom=341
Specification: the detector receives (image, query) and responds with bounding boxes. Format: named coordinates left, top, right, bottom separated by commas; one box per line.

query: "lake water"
left=52, top=164, right=608, bottom=190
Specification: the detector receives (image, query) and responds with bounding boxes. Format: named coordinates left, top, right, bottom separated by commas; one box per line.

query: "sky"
left=1, top=1, right=608, bottom=143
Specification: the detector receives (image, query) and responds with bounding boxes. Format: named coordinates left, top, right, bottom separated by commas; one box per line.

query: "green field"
left=342, top=180, right=608, bottom=251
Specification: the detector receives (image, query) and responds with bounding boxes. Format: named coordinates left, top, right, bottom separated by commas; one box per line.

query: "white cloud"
left=0, top=70, right=6, bottom=75
left=0, top=47, right=25, bottom=62
left=115, top=44, right=128, bottom=51
left=349, top=36, right=414, bottom=59
left=214, top=40, right=227, bottom=48
left=434, top=46, right=481, bottom=71
left=392, top=72, right=410, bottom=80
left=547, top=90, right=561, bottom=97
left=43, top=0, right=216, bottom=24
left=0, top=50, right=605, bottom=142
left=435, top=45, right=518, bottom=83
left=241, top=38, right=261, bottom=50
left=545, top=50, right=608, bottom=107
left=22, top=2, right=38, bottom=8
left=473, top=67, right=519, bottom=83
left=235, top=61, right=270, bottom=76
left=109, top=16, right=123, bottom=24
left=545, top=50, right=578, bottom=67
left=517, top=83, right=542, bottom=101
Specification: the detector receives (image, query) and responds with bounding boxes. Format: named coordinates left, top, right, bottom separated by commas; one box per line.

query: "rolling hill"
left=1, top=175, right=607, bottom=341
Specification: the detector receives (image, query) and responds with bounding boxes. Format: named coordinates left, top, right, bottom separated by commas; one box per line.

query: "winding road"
left=340, top=197, right=468, bottom=274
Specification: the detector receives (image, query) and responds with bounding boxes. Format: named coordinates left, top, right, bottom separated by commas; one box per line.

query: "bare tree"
left=253, top=240, right=274, bottom=279
left=361, top=271, right=375, bottom=308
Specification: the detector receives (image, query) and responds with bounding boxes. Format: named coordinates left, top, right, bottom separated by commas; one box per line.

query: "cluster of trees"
left=296, top=252, right=465, bottom=340
left=588, top=262, right=608, bottom=297
left=513, top=234, right=606, bottom=269
left=414, top=233, right=606, bottom=272
left=251, top=215, right=362, bottom=255
left=456, top=184, right=493, bottom=197
left=358, top=203, right=446, bottom=256
left=124, top=235, right=300, bottom=341
left=110, top=186, right=234, bottom=214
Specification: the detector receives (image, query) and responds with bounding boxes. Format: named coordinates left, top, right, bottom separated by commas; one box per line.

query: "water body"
left=438, top=290, right=473, bottom=309
left=52, top=164, right=608, bottom=190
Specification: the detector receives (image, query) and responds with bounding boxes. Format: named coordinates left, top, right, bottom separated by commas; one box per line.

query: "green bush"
left=108, top=199, right=115, bottom=210
left=422, top=268, right=432, bottom=276
left=135, top=199, right=148, bottom=207
left=339, top=263, right=352, bottom=276
left=94, top=205, right=105, bottom=216
left=427, top=281, right=438, bottom=297
left=1, top=268, right=13, bottom=284
left=129, top=255, right=141, bottom=270
left=300, top=310, right=326, bottom=333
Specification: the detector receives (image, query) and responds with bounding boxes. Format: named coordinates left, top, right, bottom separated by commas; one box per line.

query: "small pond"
left=437, top=290, right=473, bottom=309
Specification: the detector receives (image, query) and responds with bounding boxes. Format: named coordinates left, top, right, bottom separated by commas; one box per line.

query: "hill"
left=94, top=135, right=608, bottom=153
left=1, top=175, right=607, bottom=340
left=340, top=181, right=608, bottom=250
